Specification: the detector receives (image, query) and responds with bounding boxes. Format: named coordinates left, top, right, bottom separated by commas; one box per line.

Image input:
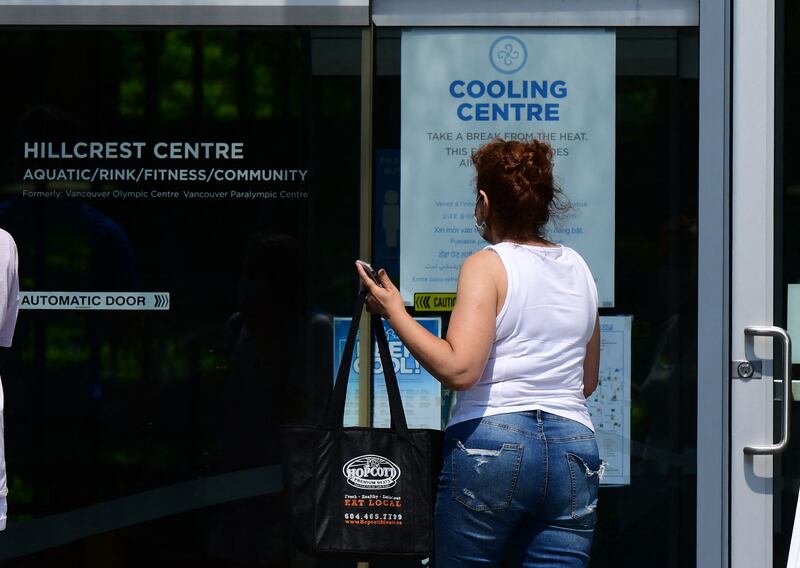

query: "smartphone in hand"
left=356, top=260, right=382, bottom=287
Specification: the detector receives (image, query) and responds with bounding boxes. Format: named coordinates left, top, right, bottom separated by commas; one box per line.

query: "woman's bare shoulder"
left=460, top=249, right=506, bottom=292
left=463, top=248, right=504, bottom=272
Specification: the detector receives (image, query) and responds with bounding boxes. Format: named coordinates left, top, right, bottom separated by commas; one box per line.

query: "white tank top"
left=448, top=242, right=598, bottom=431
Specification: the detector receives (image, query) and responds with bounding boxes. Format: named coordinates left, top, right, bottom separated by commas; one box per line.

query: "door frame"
left=0, top=0, right=733, bottom=564
left=711, top=0, right=786, bottom=567
left=697, top=0, right=731, bottom=566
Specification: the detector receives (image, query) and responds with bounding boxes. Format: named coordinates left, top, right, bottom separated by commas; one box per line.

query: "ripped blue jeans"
left=434, top=410, right=602, bottom=567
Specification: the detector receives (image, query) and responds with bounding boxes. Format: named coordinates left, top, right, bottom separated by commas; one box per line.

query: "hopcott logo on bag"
left=342, top=455, right=401, bottom=490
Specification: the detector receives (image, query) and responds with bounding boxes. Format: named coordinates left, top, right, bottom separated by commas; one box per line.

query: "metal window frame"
left=0, top=0, right=369, bottom=26
left=697, top=0, right=731, bottom=566
left=358, top=24, right=374, bottom=432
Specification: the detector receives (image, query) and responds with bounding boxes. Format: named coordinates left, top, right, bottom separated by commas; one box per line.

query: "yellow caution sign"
left=414, top=293, right=457, bottom=312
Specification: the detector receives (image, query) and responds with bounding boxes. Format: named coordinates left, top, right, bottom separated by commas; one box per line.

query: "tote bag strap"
left=325, top=290, right=410, bottom=437
left=372, top=314, right=409, bottom=434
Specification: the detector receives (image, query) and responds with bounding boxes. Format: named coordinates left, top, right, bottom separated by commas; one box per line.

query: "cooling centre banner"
left=400, top=30, right=615, bottom=307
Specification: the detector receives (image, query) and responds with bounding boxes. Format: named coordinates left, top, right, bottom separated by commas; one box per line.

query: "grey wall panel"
left=372, top=0, right=698, bottom=27
left=0, top=3, right=368, bottom=25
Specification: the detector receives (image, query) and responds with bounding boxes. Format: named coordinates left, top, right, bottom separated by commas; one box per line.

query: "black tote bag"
left=280, top=291, right=443, bottom=558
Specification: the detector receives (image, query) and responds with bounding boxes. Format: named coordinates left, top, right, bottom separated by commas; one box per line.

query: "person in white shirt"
left=357, top=138, right=602, bottom=567
left=0, top=229, right=19, bottom=531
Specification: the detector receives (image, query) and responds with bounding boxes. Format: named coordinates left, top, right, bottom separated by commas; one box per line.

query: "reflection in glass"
left=0, top=29, right=361, bottom=566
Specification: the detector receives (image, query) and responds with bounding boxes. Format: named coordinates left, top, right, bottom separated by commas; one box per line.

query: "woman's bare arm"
left=357, top=251, right=501, bottom=391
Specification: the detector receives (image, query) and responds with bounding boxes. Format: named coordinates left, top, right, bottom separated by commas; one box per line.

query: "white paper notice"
left=787, top=284, right=800, bottom=364
left=589, top=315, right=632, bottom=486
left=400, top=29, right=616, bottom=306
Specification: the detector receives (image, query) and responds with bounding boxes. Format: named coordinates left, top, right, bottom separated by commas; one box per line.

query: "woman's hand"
left=355, top=263, right=407, bottom=321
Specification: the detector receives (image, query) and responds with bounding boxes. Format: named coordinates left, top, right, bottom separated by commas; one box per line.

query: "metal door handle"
left=743, top=326, right=792, bottom=455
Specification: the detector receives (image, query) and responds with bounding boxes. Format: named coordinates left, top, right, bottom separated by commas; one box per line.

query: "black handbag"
left=280, top=291, right=443, bottom=558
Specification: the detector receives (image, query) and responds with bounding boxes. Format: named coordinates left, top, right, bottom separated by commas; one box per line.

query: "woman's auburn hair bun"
left=471, top=138, right=567, bottom=240
left=481, top=139, right=553, bottom=183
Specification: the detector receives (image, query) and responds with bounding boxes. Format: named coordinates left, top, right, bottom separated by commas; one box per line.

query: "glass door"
left=372, top=24, right=700, bottom=568
left=773, top=1, right=800, bottom=565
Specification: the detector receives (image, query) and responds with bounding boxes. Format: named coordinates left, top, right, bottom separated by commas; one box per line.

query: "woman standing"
left=356, top=138, right=602, bottom=567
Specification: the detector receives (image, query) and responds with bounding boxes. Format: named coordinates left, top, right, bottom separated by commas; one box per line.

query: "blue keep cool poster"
left=333, top=317, right=442, bottom=429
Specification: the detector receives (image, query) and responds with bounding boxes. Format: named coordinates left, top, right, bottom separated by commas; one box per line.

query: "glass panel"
left=776, top=1, right=800, bottom=564
left=0, top=28, right=362, bottom=565
left=373, top=27, right=698, bottom=567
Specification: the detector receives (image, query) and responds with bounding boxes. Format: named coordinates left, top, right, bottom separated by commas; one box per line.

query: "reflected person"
left=0, top=229, right=19, bottom=532
left=211, top=232, right=332, bottom=567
